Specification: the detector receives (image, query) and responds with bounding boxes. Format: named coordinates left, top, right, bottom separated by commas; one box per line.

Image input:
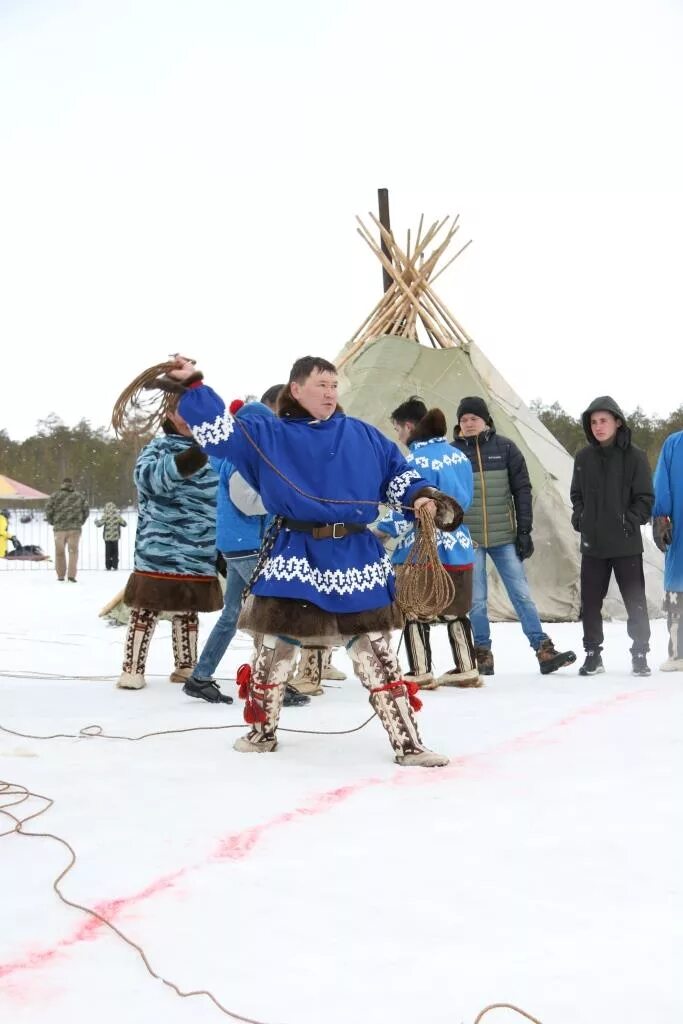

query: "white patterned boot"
left=234, top=636, right=298, bottom=752
left=289, top=647, right=324, bottom=695
left=117, top=607, right=158, bottom=690
left=321, top=649, right=346, bottom=681
left=348, top=632, right=448, bottom=767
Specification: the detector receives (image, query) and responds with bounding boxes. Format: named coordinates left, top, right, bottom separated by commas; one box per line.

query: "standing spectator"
left=377, top=397, right=479, bottom=688
left=117, top=404, right=223, bottom=691
left=452, top=397, right=575, bottom=675
left=652, top=430, right=683, bottom=671
left=44, top=477, right=89, bottom=582
left=570, top=396, right=654, bottom=676
left=184, top=398, right=309, bottom=707
left=0, top=508, right=12, bottom=558
left=95, top=501, right=127, bottom=570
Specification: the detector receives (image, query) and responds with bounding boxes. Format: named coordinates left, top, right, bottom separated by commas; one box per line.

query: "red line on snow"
left=0, top=687, right=657, bottom=983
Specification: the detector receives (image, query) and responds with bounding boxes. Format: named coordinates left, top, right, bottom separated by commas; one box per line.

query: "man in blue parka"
left=653, top=429, right=683, bottom=671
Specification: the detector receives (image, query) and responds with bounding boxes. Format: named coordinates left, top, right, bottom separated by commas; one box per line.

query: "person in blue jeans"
left=184, top=397, right=309, bottom=707
left=452, top=396, right=575, bottom=676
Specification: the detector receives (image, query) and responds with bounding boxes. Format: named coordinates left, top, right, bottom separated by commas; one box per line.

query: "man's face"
left=459, top=413, right=488, bottom=437
left=290, top=369, right=338, bottom=420
left=590, top=411, right=619, bottom=444
left=393, top=420, right=414, bottom=445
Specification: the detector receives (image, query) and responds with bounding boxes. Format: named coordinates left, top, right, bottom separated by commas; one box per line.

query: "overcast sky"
left=1, top=0, right=682, bottom=440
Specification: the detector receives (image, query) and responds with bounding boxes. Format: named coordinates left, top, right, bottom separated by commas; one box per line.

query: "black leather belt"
left=283, top=519, right=367, bottom=540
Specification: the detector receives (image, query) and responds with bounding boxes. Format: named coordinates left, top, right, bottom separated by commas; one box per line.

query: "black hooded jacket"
left=570, top=396, right=653, bottom=559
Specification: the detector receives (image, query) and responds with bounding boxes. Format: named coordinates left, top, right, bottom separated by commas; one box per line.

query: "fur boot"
left=234, top=635, right=298, bottom=752
left=347, top=632, right=448, bottom=767
left=437, top=617, right=482, bottom=687
left=118, top=607, right=158, bottom=688
left=321, top=649, right=346, bottom=681
left=289, top=647, right=324, bottom=695
left=403, top=620, right=437, bottom=688
left=170, top=611, right=198, bottom=682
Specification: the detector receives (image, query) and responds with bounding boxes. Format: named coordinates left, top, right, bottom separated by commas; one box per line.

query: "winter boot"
left=404, top=620, right=434, bottom=685
left=118, top=607, right=158, bottom=689
left=288, top=647, right=324, bottom=696
left=438, top=617, right=482, bottom=687
left=117, top=671, right=146, bottom=689
left=578, top=650, right=605, bottom=676
left=474, top=645, right=494, bottom=676
left=404, top=671, right=439, bottom=691
left=233, top=637, right=298, bottom=752
left=536, top=638, right=577, bottom=675
left=631, top=653, right=651, bottom=677
left=348, top=632, right=448, bottom=767
left=183, top=676, right=233, bottom=704
left=283, top=684, right=311, bottom=707
left=170, top=612, right=198, bottom=683
left=321, top=649, right=346, bottom=681
left=661, top=592, right=683, bottom=671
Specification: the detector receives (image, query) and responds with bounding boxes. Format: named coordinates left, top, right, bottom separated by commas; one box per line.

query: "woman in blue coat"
left=377, top=398, right=480, bottom=688
left=653, top=430, right=683, bottom=671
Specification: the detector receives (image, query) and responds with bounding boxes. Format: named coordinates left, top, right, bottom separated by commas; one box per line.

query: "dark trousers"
left=105, top=540, right=120, bottom=570
left=580, top=554, right=650, bottom=654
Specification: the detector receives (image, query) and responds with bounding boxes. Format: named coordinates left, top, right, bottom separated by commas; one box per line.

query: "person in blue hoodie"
left=376, top=397, right=480, bottom=688
left=184, top=398, right=309, bottom=707
left=653, top=429, right=683, bottom=671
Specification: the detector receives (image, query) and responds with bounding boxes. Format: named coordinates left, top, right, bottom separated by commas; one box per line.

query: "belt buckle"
left=332, top=522, right=345, bottom=539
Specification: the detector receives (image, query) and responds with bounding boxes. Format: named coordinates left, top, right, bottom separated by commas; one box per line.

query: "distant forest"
left=2, top=403, right=682, bottom=507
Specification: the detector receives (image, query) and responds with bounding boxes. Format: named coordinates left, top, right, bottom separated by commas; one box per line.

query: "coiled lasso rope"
left=394, top=504, right=456, bottom=619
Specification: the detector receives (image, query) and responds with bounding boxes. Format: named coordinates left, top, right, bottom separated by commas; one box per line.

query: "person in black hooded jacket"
left=570, top=396, right=654, bottom=676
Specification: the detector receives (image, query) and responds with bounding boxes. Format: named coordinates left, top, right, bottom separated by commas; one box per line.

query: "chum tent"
left=335, top=212, right=663, bottom=621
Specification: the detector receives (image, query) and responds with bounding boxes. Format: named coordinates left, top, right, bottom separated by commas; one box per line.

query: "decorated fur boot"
left=233, top=636, right=298, bottom=753
left=348, top=632, right=448, bottom=767
left=117, top=607, right=158, bottom=690
left=437, top=617, right=482, bottom=687
left=321, top=649, right=346, bottom=681
left=289, top=647, right=324, bottom=696
left=403, top=620, right=438, bottom=689
left=170, top=612, right=198, bottom=683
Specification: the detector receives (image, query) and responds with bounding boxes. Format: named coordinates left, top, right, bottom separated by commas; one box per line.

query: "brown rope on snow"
left=394, top=505, right=456, bottom=619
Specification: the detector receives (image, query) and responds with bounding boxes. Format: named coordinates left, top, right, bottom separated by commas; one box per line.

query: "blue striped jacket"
left=133, top=435, right=218, bottom=577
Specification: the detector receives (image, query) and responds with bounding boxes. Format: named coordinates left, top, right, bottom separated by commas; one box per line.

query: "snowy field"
left=0, top=571, right=680, bottom=1024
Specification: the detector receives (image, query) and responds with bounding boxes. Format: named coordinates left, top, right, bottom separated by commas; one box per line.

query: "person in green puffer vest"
left=452, top=397, right=576, bottom=677
left=44, top=477, right=90, bottom=582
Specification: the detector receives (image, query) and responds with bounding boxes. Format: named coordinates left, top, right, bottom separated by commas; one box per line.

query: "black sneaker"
left=579, top=651, right=605, bottom=676
left=631, top=653, right=651, bottom=677
left=283, top=684, right=310, bottom=707
left=183, top=677, right=233, bottom=704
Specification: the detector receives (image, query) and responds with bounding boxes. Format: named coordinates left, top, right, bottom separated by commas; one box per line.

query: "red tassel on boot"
left=370, top=680, right=423, bottom=713
left=236, top=663, right=252, bottom=700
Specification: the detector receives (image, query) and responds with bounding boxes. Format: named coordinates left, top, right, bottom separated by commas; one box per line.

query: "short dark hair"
left=391, top=396, right=427, bottom=425
left=260, top=384, right=285, bottom=407
left=288, top=356, right=337, bottom=384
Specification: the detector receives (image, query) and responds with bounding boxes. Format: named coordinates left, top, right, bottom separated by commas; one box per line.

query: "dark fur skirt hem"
left=123, top=572, right=223, bottom=613
left=395, top=564, right=473, bottom=620
left=238, top=595, right=404, bottom=645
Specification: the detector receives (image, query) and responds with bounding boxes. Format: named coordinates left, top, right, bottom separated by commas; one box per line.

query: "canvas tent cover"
left=336, top=334, right=664, bottom=622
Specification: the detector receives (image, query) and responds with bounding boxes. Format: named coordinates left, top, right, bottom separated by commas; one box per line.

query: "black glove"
left=515, top=531, right=534, bottom=560
left=653, top=516, right=673, bottom=553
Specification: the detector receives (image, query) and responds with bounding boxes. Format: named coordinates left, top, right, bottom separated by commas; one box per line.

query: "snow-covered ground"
left=0, top=572, right=680, bottom=1024
left=0, top=509, right=137, bottom=573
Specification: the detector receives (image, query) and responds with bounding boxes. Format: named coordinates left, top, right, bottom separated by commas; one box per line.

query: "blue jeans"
left=193, top=554, right=258, bottom=679
left=469, top=543, right=547, bottom=651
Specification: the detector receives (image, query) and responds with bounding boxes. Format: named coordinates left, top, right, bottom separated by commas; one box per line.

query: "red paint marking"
left=0, top=687, right=658, bottom=983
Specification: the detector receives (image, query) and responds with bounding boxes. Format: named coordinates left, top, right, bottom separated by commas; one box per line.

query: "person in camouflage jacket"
left=94, top=501, right=127, bottom=570
left=45, top=478, right=89, bottom=581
